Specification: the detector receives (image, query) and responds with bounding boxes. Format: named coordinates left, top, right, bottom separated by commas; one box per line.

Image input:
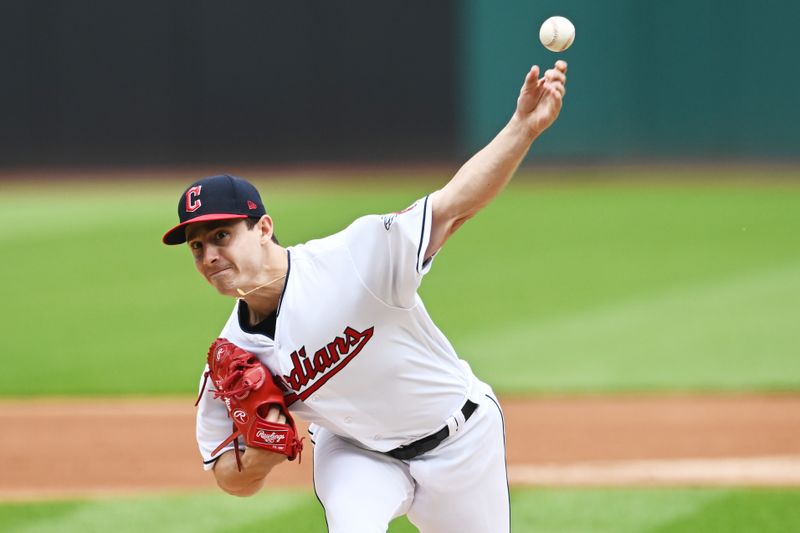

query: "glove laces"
left=194, top=353, right=264, bottom=405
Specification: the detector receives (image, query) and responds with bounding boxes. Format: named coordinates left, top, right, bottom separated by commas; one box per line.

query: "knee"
left=322, top=497, right=392, bottom=533
left=325, top=516, right=389, bottom=533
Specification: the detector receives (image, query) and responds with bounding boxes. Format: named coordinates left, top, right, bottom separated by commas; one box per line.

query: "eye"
left=214, top=230, right=230, bottom=241
left=189, top=241, right=202, bottom=250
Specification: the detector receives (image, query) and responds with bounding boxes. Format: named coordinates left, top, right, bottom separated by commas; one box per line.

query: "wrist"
left=508, top=113, right=541, bottom=144
left=244, top=446, right=286, bottom=470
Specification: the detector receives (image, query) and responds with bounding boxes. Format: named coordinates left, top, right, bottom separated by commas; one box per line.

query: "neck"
left=241, top=248, right=288, bottom=319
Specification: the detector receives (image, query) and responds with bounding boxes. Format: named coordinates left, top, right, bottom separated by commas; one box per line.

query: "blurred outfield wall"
left=0, top=1, right=458, bottom=166
left=0, top=1, right=797, bottom=166
left=462, top=0, right=799, bottom=159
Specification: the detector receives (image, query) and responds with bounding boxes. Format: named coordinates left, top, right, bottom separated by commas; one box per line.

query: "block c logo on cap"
left=186, top=185, right=202, bottom=213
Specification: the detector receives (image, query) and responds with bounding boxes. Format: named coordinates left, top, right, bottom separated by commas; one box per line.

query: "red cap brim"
left=162, top=213, right=249, bottom=245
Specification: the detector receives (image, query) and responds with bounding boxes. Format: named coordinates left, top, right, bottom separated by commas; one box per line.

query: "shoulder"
left=291, top=215, right=383, bottom=259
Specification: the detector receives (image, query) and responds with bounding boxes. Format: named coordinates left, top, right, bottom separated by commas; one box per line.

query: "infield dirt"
left=2, top=395, right=799, bottom=500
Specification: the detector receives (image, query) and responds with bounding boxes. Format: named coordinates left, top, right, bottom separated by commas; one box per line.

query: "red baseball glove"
left=196, top=338, right=303, bottom=470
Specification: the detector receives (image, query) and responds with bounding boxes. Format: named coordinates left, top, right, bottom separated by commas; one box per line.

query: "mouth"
left=208, top=267, right=232, bottom=279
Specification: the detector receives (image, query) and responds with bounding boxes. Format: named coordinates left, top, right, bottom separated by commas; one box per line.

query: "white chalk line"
left=508, top=455, right=800, bottom=487
left=3, top=456, right=800, bottom=501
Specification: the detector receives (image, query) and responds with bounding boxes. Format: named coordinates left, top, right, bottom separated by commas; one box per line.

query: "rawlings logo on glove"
left=196, top=338, right=304, bottom=470
left=256, top=429, right=287, bottom=445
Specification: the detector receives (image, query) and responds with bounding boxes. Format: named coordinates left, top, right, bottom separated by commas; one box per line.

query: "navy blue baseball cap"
left=162, top=174, right=267, bottom=245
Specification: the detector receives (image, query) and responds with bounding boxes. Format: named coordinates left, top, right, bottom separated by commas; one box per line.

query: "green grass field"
left=2, top=170, right=799, bottom=395
left=2, top=487, right=800, bottom=533
left=2, top=168, right=799, bottom=531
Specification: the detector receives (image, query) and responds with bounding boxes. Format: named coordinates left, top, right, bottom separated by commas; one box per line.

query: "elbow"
left=450, top=215, right=471, bottom=234
left=211, top=447, right=283, bottom=497
left=213, top=463, right=266, bottom=497
left=217, top=477, right=264, bottom=497
left=223, top=487, right=260, bottom=498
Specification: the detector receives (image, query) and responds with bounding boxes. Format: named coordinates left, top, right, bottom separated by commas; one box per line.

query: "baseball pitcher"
left=163, top=60, right=568, bottom=532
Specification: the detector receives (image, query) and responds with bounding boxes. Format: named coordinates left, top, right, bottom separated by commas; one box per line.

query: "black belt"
left=386, top=400, right=478, bottom=461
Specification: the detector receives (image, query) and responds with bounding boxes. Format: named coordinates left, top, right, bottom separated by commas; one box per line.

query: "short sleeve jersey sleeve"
left=343, top=195, right=434, bottom=308
left=195, top=362, right=242, bottom=470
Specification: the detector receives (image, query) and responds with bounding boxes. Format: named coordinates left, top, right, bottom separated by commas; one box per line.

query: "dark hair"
left=245, top=217, right=280, bottom=245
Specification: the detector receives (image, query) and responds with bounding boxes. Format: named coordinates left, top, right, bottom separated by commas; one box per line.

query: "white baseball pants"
left=311, top=388, right=510, bottom=533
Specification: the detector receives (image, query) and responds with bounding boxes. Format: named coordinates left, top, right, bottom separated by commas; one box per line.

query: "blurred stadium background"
left=1, top=1, right=799, bottom=532
left=2, top=0, right=797, bottom=166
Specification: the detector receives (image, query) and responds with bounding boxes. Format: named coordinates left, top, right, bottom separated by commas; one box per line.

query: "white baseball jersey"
left=195, top=196, right=481, bottom=469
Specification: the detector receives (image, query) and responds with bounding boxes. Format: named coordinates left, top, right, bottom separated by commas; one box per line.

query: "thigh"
left=407, top=394, right=510, bottom=533
left=312, top=426, right=415, bottom=533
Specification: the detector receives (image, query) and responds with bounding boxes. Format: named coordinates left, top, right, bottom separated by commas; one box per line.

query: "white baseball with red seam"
left=539, top=16, right=575, bottom=52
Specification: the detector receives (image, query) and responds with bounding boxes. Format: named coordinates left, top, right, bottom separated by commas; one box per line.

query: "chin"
left=208, top=276, right=239, bottom=296
left=212, top=284, right=235, bottom=296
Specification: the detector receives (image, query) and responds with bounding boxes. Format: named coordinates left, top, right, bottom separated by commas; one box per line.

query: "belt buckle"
left=387, top=400, right=478, bottom=460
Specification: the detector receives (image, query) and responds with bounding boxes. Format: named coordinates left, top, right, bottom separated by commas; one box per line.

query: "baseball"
left=539, top=16, right=575, bottom=52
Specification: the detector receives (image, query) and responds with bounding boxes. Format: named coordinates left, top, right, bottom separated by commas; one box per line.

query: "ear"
left=257, top=215, right=275, bottom=244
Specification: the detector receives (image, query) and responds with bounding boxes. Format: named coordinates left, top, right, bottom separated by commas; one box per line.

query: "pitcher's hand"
left=514, top=60, right=567, bottom=138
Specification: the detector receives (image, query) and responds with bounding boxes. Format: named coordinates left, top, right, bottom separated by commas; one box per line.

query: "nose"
left=202, top=244, right=220, bottom=268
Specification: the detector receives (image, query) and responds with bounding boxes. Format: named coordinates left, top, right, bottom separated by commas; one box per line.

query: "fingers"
left=523, top=62, right=567, bottom=92
left=543, top=66, right=566, bottom=85
left=516, top=61, right=567, bottom=119
left=522, top=65, right=541, bottom=94
left=547, top=81, right=566, bottom=99
left=543, top=62, right=567, bottom=98
left=527, top=62, right=566, bottom=81
left=265, top=405, right=287, bottom=424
